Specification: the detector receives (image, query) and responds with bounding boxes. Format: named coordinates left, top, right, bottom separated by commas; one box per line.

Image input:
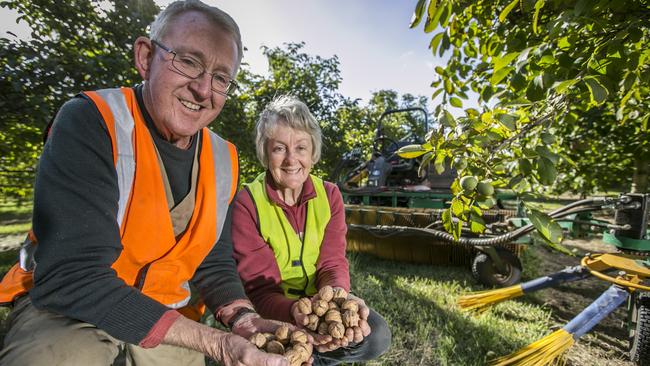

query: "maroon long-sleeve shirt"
left=231, top=172, right=350, bottom=322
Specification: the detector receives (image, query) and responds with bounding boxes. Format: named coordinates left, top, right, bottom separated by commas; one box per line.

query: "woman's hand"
left=346, top=293, right=371, bottom=343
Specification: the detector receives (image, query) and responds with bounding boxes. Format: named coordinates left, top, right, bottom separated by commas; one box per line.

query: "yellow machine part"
left=582, top=253, right=650, bottom=291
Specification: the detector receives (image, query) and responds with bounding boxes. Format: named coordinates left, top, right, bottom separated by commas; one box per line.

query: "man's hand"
left=163, top=315, right=289, bottom=366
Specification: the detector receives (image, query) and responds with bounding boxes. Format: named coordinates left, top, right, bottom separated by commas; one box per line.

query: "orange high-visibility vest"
left=0, top=87, right=238, bottom=320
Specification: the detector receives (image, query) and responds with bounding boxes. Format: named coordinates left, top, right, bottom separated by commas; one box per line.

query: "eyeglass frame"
left=151, top=39, right=238, bottom=97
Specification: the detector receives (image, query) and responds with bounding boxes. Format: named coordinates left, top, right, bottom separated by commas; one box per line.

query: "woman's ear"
left=134, top=36, right=154, bottom=80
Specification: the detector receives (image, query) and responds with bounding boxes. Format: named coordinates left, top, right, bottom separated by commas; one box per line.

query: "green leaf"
left=410, top=0, right=428, bottom=28
left=493, top=52, right=520, bottom=74
left=527, top=208, right=564, bottom=245
left=429, top=32, right=444, bottom=54
left=431, top=88, right=444, bottom=100
left=442, top=208, right=453, bottom=233
left=526, top=75, right=545, bottom=101
left=434, top=152, right=446, bottom=174
left=540, top=132, right=555, bottom=145
left=444, top=78, right=454, bottom=93
left=451, top=197, right=464, bottom=217
left=584, top=76, right=609, bottom=105
left=532, top=0, right=545, bottom=34
left=418, top=151, right=434, bottom=177
left=424, top=0, right=438, bottom=33
left=469, top=211, right=486, bottom=234
left=497, top=113, right=517, bottom=131
left=552, top=79, right=578, bottom=94
left=490, top=66, right=513, bottom=85
left=535, top=145, right=559, bottom=163
left=519, top=159, right=533, bottom=176
left=450, top=178, right=461, bottom=195
left=396, top=144, right=429, bottom=159
left=642, top=113, right=650, bottom=131
left=536, top=157, right=557, bottom=185
left=449, top=97, right=463, bottom=108
left=435, top=66, right=445, bottom=75
left=499, top=0, right=520, bottom=22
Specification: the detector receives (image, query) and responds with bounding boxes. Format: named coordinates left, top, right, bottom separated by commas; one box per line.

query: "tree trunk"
left=631, top=156, right=650, bottom=193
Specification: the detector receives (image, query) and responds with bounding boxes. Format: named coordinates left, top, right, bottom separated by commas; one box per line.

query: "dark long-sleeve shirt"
left=231, top=172, right=350, bottom=323
left=30, top=85, right=246, bottom=344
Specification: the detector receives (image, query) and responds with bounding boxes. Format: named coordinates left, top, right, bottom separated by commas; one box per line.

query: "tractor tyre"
left=471, top=248, right=522, bottom=288
left=630, top=292, right=650, bottom=365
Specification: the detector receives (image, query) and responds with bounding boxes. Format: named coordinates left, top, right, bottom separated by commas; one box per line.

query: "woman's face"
left=267, top=124, right=313, bottom=192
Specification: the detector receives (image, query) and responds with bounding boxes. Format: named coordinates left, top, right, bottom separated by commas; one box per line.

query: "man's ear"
left=134, top=36, right=154, bottom=80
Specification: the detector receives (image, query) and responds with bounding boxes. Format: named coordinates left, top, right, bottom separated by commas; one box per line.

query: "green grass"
left=346, top=250, right=553, bottom=366
left=0, top=222, right=30, bottom=236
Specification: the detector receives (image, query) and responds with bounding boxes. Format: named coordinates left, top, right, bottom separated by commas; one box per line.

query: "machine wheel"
left=630, top=292, right=650, bottom=365
left=471, top=248, right=522, bottom=288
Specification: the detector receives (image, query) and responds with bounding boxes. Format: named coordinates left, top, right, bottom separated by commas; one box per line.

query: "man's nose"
left=189, top=72, right=213, bottom=99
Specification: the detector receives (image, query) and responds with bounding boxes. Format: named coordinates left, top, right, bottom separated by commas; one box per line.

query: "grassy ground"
left=0, top=203, right=634, bottom=365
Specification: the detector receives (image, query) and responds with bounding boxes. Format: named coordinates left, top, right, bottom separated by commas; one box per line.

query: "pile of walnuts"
left=249, top=325, right=312, bottom=366
left=295, top=285, right=360, bottom=340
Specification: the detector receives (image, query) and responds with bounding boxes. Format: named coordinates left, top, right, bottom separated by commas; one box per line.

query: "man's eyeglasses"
left=151, top=39, right=238, bottom=97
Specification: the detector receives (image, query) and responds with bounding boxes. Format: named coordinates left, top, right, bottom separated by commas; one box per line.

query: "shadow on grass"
left=347, top=252, right=549, bottom=366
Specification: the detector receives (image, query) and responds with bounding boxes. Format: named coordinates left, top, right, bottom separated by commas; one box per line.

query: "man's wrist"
left=227, top=307, right=257, bottom=329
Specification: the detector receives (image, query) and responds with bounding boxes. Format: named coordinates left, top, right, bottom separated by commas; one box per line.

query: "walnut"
left=306, top=314, right=319, bottom=331
left=290, top=330, right=308, bottom=345
left=324, top=309, right=342, bottom=324
left=285, top=349, right=303, bottom=366
left=317, top=321, right=329, bottom=335
left=342, top=310, right=360, bottom=328
left=249, top=333, right=267, bottom=348
left=291, top=343, right=312, bottom=364
left=312, top=299, right=329, bottom=317
left=275, top=325, right=290, bottom=344
left=327, top=301, right=340, bottom=311
left=341, top=299, right=359, bottom=313
left=328, top=322, right=345, bottom=339
left=266, top=340, right=285, bottom=354
left=318, top=285, right=334, bottom=302
left=332, top=288, right=348, bottom=305
left=296, top=297, right=312, bottom=315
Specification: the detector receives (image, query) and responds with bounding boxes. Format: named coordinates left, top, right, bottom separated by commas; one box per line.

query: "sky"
left=0, top=1, right=449, bottom=110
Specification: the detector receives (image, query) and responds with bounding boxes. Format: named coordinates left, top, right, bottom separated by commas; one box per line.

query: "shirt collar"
left=264, top=170, right=317, bottom=208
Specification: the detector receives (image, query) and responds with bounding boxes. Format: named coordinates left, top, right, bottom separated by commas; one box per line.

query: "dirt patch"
left=528, top=238, right=635, bottom=366
left=0, top=234, right=24, bottom=252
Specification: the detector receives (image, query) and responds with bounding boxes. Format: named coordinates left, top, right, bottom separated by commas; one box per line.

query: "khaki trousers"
left=0, top=296, right=205, bottom=366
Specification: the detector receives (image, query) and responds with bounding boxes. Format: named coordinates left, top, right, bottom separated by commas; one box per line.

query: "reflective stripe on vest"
left=245, top=173, right=330, bottom=299
left=0, top=87, right=238, bottom=313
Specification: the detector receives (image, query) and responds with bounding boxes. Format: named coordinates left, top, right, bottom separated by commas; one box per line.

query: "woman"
left=231, top=95, right=391, bottom=365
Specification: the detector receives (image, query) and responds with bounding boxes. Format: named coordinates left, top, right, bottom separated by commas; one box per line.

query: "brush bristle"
left=490, top=328, right=574, bottom=366
left=458, top=285, right=524, bottom=314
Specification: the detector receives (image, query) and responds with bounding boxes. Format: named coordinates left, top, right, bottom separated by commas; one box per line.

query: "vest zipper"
left=299, top=215, right=309, bottom=295
left=134, top=263, right=151, bottom=290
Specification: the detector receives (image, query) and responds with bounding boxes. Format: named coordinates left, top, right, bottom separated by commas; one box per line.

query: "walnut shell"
left=342, top=310, right=360, bottom=328
left=249, top=333, right=267, bottom=348
left=290, top=330, right=308, bottom=344
left=340, top=299, right=359, bottom=313
left=327, top=301, right=340, bottom=311
left=317, top=321, right=329, bottom=335
left=291, top=343, right=313, bottom=362
left=266, top=340, right=285, bottom=354
left=312, top=299, right=329, bottom=317
left=285, top=349, right=303, bottom=366
left=318, top=285, right=334, bottom=302
left=261, top=332, right=275, bottom=341
left=332, top=288, right=348, bottom=305
left=296, top=297, right=312, bottom=315
left=306, top=314, right=319, bottom=331
left=324, top=309, right=342, bottom=324
left=328, top=322, right=345, bottom=339
left=275, top=325, right=290, bottom=344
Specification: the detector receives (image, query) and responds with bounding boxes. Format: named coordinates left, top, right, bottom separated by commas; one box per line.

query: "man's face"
left=140, top=11, right=238, bottom=147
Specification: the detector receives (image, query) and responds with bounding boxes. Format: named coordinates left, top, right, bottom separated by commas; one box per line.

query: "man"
left=0, top=1, right=290, bottom=365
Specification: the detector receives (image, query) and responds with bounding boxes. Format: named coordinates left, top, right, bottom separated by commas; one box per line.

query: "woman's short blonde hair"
left=255, top=95, right=322, bottom=168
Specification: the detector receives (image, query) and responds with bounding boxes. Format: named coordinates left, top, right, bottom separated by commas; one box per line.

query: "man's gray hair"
left=255, top=95, right=323, bottom=168
left=149, top=0, right=243, bottom=72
